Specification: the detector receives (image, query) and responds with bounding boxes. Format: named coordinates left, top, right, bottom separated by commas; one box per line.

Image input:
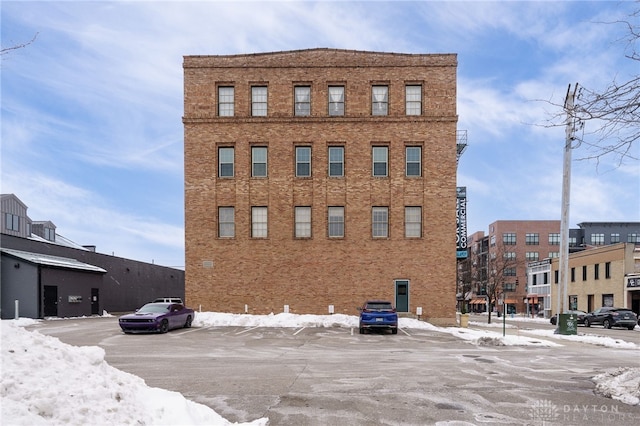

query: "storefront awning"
left=504, top=298, right=517, bottom=304
left=470, top=298, right=487, bottom=304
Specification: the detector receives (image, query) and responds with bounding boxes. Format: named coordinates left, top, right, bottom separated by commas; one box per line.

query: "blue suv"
left=358, top=300, right=398, bottom=334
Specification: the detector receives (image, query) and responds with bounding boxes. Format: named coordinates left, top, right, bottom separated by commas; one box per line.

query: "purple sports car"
left=119, top=302, right=195, bottom=334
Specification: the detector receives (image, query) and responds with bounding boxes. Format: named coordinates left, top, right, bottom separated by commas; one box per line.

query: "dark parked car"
left=583, top=307, right=637, bottom=330
left=549, top=310, right=587, bottom=326
left=358, top=300, right=398, bottom=334
left=119, top=303, right=195, bottom=334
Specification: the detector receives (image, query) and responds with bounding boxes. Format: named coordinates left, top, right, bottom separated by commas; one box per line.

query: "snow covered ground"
left=1, top=312, right=638, bottom=425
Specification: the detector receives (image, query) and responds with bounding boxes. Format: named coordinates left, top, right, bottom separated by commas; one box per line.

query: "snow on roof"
left=1, top=248, right=107, bottom=273
left=27, top=232, right=91, bottom=251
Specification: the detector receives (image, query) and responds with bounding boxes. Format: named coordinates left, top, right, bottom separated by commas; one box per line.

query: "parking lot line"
left=293, top=327, right=305, bottom=335
left=235, top=325, right=261, bottom=335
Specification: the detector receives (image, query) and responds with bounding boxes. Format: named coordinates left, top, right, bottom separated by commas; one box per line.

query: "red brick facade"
left=468, top=220, right=562, bottom=315
left=183, top=49, right=458, bottom=325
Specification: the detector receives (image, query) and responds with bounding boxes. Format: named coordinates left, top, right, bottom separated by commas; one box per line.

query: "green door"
left=395, top=280, right=409, bottom=312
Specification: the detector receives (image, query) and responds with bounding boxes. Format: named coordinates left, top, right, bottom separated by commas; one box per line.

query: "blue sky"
left=2, top=1, right=639, bottom=268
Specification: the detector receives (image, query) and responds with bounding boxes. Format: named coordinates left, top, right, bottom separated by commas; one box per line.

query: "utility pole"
left=555, top=83, right=579, bottom=332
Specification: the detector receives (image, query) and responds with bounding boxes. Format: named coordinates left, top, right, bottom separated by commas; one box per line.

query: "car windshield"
left=138, top=303, right=170, bottom=313
left=365, top=302, right=393, bottom=310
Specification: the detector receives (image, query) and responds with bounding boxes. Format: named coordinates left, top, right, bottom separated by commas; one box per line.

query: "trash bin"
left=557, top=313, right=578, bottom=335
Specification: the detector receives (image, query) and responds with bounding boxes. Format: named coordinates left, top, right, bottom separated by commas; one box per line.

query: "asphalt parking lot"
left=29, top=316, right=640, bottom=426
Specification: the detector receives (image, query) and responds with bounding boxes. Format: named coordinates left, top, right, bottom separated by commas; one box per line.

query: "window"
left=295, top=207, right=311, bottom=238
left=629, top=233, right=640, bottom=243
left=328, top=86, right=344, bottom=116
left=405, top=146, right=421, bottom=177
left=611, top=233, right=620, bottom=243
left=504, top=267, right=516, bottom=276
left=218, top=86, right=234, bottom=116
left=548, top=252, right=559, bottom=258
left=594, top=263, right=600, bottom=280
left=571, top=267, right=575, bottom=282
left=569, top=295, right=578, bottom=310
left=218, top=147, right=234, bottom=177
left=503, top=283, right=516, bottom=292
left=372, top=85, right=388, bottom=115
left=582, top=265, right=587, bottom=281
left=602, top=294, right=614, bottom=307
left=328, top=206, right=344, bottom=238
left=218, top=207, right=235, bottom=238
left=548, top=233, right=560, bottom=245
left=252, top=147, right=267, bottom=177
left=525, top=233, right=539, bottom=245
left=605, top=262, right=611, bottom=279
left=405, top=207, right=421, bottom=238
left=251, top=86, right=267, bottom=116
left=44, top=227, right=55, bottom=241
left=372, top=146, right=388, bottom=177
left=251, top=207, right=268, bottom=238
left=405, top=85, right=421, bottom=115
left=504, top=252, right=516, bottom=260
left=569, top=236, right=577, bottom=247
left=591, top=233, right=604, bottom=245
left=372, top=207, right=389, bottom=238
left=294, top=86, right=311, bottom=116
left=328, top=146, right=344, bottom=177
left=296, top=146, right=311, bottom=177
left=525, top=252, right=539, bottom=261
left=5, top=213, right=19, bottom=231
left=503, top=233, right=516, bottom=245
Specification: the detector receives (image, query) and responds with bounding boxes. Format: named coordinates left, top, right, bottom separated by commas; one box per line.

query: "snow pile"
left=0, top=319, right=267, bottom=426
left=524, top=328, right=639, bottom=349
left=194, top=311, right=358, bottom=329
left=593, top=367, right=640, bottom=406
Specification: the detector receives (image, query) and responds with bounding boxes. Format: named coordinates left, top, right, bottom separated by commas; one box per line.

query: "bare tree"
left=481, top=245, right=522, bottom=325
left=456, top=257, right=473, bottom=313
left=544, top=7, right=639, bottom=165
left=1, top=33, right=39, bottom=57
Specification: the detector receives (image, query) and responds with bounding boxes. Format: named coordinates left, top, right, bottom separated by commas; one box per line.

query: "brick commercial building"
left=467, top=220, right=562, bottom=316
left=183, top=49, right=458, bottom=325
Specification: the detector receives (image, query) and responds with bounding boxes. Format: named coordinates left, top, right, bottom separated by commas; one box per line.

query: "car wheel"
left=159, top=319, right=169, bottom=333
left=184, top=315, right=192, bottom=328
left=391, top=328, right=398, bottom=335
left=550, top=318, right=556, bottom=325
left=603, top=319, right=612, bottom=329
left=584, top=319, right=590, bottom=327
left=628, top=326, right=636, bottom=330
left=359, top=327, right=364, bottom=334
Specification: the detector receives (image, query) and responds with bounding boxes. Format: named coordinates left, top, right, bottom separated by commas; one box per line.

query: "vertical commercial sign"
left=456, top=187, right=468, bottom=258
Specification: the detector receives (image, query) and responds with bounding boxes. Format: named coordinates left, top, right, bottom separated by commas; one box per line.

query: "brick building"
left=467, top=220, right=561, bottom=315
left=183, top=49, right=458, bottom=325
left=466, top=220, right=640, bottom=316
